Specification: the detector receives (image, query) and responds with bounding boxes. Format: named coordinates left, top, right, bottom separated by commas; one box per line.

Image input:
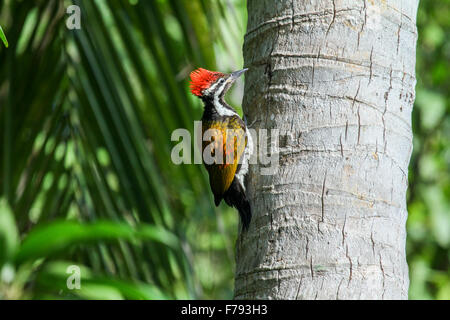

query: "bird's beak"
left=230, top=68, right=249, bottom=81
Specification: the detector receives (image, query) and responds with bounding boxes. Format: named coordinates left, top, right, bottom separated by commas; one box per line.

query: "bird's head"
left=189, top=68, right=248, bottom=99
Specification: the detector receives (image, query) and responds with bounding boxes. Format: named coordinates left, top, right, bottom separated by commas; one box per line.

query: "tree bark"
left=235, top=0, right=419, bottom=299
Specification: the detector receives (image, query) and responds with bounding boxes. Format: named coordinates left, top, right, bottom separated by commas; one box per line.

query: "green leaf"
left=0, top=25, right=8, bottom=48
left=15, top=220, right=179, bottom=264
left=75, top=283, right=124, bottom=300
left=415, top=89, right=446, bottom=130
left=36, top=261, right=169, bottom=300
left=0, top=198, right=19, bottom=266
left=423, top=187, right=450, bottom=247
left=423, top=23, right=444, bottom=48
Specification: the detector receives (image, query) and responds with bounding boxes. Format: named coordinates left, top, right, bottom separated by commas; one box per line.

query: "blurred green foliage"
left=0, top=0, right=447, bottom=300
left=407, top=0, right=450, bottom=300
left=0, top=25, right=7, bottom=47
left=0, top=0, right=245, bottom=300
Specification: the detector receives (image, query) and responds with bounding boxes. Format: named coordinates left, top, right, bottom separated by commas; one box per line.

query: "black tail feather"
left=223, top=178, right=252, bottom=230
left=214, top=194, right=222, bottom=207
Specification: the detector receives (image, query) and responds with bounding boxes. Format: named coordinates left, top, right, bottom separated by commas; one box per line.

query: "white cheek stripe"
left=204, top=81, right=219, bottom=95
left=214, top=96, right=238, bottom=117
left=214, top=80, right=238, bottom=117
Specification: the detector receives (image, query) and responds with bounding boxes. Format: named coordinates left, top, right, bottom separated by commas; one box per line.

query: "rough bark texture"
left=235, top=0, right=419, bottom=300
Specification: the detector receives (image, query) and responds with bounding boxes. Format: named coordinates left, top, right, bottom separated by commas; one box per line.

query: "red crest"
left=189, top=68, right=225, bottom=97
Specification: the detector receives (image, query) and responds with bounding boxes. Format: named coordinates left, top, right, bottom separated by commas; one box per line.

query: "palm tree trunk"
left=236, top=0, right=419, bottom=299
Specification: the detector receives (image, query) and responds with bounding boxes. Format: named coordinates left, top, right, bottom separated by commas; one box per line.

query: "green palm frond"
left=0, top=25, right=7, bottom=48
left=0, top=0, right=244, bottom=300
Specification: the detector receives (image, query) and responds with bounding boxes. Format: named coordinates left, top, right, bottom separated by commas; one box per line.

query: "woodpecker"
left=190, top=68, right=253, bottom=230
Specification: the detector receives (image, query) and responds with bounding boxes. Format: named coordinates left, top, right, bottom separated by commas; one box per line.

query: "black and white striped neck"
left=202, top=96, right=238, bottom=119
